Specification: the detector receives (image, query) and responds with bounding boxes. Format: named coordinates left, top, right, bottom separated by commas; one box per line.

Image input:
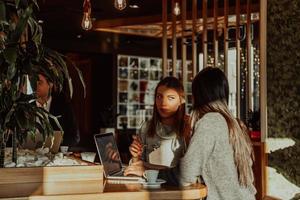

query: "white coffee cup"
left=81, top=152, right=96, bottom=163
left=60, top=146, right=69, bottom=153
left=143, top=169, right=159, bottom=184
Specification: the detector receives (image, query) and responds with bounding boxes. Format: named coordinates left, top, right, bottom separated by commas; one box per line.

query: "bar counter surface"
left=0, top=180, right=207, bottom=200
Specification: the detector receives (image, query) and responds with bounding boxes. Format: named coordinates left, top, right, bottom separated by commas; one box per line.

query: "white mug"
left=60, top=146, right=69, bottom=153
left=143, top=169, right=159, bottom=183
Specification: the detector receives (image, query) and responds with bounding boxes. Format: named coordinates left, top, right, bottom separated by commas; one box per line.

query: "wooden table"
left=0, top=180, right=207, bottom=200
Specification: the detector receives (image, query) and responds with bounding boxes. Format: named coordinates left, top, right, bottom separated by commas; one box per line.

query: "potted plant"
left=0, top=0, right=84, bottom=167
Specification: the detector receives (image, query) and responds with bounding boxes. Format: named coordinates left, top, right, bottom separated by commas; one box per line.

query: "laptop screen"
left=94, top=133, right=122, bottom=176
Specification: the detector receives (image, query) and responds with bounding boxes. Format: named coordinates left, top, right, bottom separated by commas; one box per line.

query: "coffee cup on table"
left=81, top=152, right=96, bottom=163
left=143, top=169, right=159, bottom=183
left=60, top=146, right=69, bottom=153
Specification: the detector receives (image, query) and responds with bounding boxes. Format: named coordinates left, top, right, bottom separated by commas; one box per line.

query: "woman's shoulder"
left=194, top=112, right=227, bottom=130
left=200, top=112, right=226, bottom=122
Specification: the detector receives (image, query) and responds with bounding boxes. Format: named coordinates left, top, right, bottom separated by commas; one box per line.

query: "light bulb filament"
left=114, top=0, right=126, bottom=10
left=82, top=0, right=92, bottom=30
left=174, top=2, right=180, bottom=16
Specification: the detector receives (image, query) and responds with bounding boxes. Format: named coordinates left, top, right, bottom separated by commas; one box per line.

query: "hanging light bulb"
left=114, top=0, right=126, bottom=10
left=81, top=0, right=92, bottom=30
left=173, top=2, right=180, bottom=16
left=81, top=12, right=92, bottom=30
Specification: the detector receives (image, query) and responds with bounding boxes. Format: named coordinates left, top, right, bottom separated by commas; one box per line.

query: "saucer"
left=63, top=152, right=73, bottom=156
left=142, top=179, right=166, bottom=189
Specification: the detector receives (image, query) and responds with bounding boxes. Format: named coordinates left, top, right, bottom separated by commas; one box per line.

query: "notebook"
left=94, top=132, right=143, bottom=182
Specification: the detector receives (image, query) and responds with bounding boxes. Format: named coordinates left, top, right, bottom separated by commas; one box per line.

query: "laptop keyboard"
left=112, top=170, right=138, bottom=177
left=113, top=170, right=125, bottom=176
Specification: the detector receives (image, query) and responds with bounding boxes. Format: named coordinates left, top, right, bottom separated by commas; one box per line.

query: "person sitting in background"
left=126, top=76, right=191, bottom=171
left=35, top=73, right=80, bottom=147
left=125, top=68, right=256, bottom=200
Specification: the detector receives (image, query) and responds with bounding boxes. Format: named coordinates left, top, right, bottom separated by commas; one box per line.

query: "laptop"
left=94, top=132, right=143, bottom=182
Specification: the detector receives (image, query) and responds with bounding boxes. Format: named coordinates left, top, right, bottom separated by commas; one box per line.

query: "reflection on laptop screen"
left=94, top=133, right=122, bottom=176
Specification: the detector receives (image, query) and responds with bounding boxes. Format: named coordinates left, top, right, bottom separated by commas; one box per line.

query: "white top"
left=139, top=121, right=185, bottom=167
left=36, top=96, right=52, bottom=112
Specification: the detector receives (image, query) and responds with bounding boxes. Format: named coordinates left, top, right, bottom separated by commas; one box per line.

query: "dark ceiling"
left=38, top=0, right=163, bottom=39
left=36, top=0, right=259, bottom=53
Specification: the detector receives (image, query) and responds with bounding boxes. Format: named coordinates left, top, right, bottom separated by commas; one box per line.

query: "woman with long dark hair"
left=180, top=67, right=256, bottom=199
left=127, top=76, right=190, bottom=170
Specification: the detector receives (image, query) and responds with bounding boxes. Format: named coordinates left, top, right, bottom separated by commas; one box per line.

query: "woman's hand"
left=129, top=135, right=143, bottom=160
left=124, top=160, right=145, bottom=177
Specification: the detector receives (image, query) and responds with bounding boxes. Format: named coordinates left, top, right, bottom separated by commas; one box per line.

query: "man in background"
left=36, top=73, right=80, bottom=147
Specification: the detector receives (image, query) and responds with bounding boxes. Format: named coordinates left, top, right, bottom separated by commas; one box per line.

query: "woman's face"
left=155, top=85, right=182, bottom=119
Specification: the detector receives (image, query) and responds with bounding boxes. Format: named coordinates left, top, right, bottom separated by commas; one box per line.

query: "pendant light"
left=81, top=0, right=92, bottom=30
left=114, top=0, right=127, bottom=10
left=173, top=2, right=181, bottom=16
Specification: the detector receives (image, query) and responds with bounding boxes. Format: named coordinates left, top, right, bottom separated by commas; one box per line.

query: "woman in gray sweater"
left=180, top=67, right=256, bottom=200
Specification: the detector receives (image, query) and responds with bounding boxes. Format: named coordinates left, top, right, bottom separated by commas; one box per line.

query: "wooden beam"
left=246, top=0, right=252, bottom=113
left=192, top=0, right=197, bottom=76
left=213, top=0, right=218, bottom=67
left=202, top=0, right=208, bottom=68
left=92, top=4, right=260, bottom=30
left=93, top=15, right=162, bottom=28
left=224, top=0, right=229, bottom=76
left=236, top=0, right=241, bottom=119
left=172, top=0, right=177, bottom=77
left=162, top=0, right=168, bottom=77
left=260, top=0, right=267, bottom=144
left=181, top=0, right=187, bottom=87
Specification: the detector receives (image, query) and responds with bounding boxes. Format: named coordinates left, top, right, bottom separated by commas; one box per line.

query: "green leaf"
left=7, top=63, right=17, bottom=80
left=3, top=47, right=17, bottom=64
left=0, top=1, right=6, bottom=22
left=48, top=113, right=63, bottom=133
left=4, top=103, right=17, bottom=128
left=74, top=66, right=86, bottom=98
left=15, top=0, right=20, bottom=8
left=10, top=5, right=33, bottom=43
left=30, top=0, right=39, bottom=10
left=28, top=17, right=42, bottom=46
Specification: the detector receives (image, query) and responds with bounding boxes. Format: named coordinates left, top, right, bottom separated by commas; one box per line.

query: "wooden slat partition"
left=192, top=0, right=197, bottom=76
left=181, top=0, right=187, bottom=87
left=260, top=0, right=267, bottom=197
left=236, top=0, right=241, bottom=118
left=246, top=0, right=252, bottom=114
left=172, top=0, right=177, bottom=76
left=162, top=0, right=168, bottom=77
left=202, top=0, right=208, bottom=68
left=223, top=0, right=229, bottom=76
left=213, top=0, right=218, bottom=67
left=260, top=0, right=267, bottom=143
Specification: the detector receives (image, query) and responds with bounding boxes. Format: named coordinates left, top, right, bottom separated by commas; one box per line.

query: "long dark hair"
left=192, top=67, right=229, bottom=108
left=148, top=77, right=186, bottom=138
left=191, top=67, right=254, bottom=187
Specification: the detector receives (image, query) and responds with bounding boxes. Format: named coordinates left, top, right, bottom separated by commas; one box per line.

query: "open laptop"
left=94, top=132, right=143, bottom=182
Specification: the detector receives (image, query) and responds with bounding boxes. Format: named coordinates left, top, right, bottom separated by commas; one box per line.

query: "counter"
left=0, top=181, right=207, bottom=200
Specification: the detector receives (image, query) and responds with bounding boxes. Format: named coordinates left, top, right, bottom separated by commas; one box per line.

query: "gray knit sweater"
left=180, top=112, right=256, bottom=200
